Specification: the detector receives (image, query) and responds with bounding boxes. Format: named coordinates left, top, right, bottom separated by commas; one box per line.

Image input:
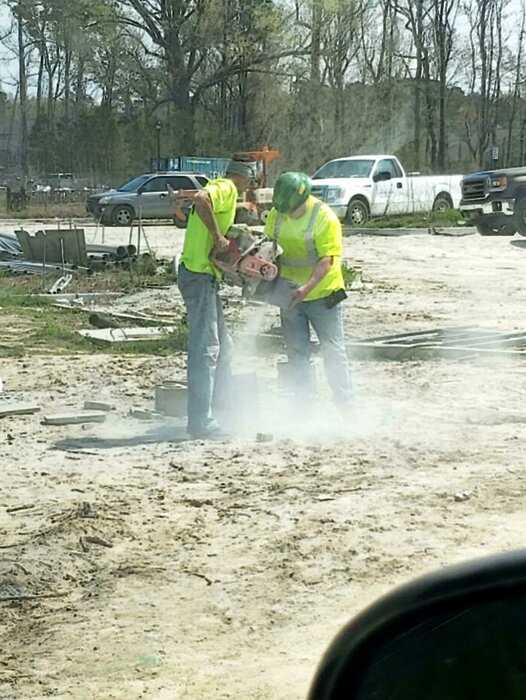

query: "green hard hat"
left=272, top=172, right=312, bottom=213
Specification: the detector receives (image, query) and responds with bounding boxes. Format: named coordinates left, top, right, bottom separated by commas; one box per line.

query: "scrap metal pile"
left=0, top=228, right=142, bottom=276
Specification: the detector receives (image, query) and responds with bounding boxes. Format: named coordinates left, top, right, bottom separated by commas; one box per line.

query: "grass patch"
left=0, top=343, right=24, bottom=358
left=0, top=263, right=186, bottom=357
left=0, top=202, right=88, bottom=220
left=84, top=327, right=188, bottom=356
left=0, top=280, right=52, bottom=307
left=0, top=260, right=177, bottom=297
left=0, top=301, right=188, bottom=357
left=342, top=260, right=360, bottom=289
left=355, top=208, right=461, bottom=230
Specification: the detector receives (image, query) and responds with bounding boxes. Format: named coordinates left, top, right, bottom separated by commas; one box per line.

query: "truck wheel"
left=346, top=198, right=369, bottom=226
left=432, top=193, right=453, bottom=212
left=513, top=198, right=526, bottom=235
left=111, top=205, right=134, bottom=226
left=476, top=219, right=516, bottom=236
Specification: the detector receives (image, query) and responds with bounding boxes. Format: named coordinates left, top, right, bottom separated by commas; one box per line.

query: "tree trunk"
left=414, top=63, right=422, bottom=172
left=520, top=115, right=526, bottom=164
left=309, top=0, right=323, bottom=155
left=16, top=6, right=28, bottom=177
left=437, top=73, right=447, bottom=169
left=64, top=47, right=72, bottom=122
left=423, top=51, right=438, bottom=171
left=36, top=49, right=45, bottom=120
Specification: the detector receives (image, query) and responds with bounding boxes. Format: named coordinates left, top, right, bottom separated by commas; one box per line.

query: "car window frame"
left=140, top=177, right=168, bottom=193
left=166, top=176, right=197, bottom=190
left=376, top=158, right=403, bottom=179
left=312, top=159, right=375, bottom=180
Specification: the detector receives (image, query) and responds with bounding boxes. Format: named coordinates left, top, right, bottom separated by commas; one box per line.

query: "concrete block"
left=276, top=359, right=320, bottom=394
left=42, top=412, right=107, bottom=426
left=83, top=400, right=114, bottom=412
left=0, top=403, right=41, bottom=418
left=155, top=382, right=187, bottom=417
left=128, top=407, right=162, bottom=421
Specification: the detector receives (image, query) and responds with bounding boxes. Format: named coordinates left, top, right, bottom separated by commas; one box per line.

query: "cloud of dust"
left=225, top=301, right=394, bottom=443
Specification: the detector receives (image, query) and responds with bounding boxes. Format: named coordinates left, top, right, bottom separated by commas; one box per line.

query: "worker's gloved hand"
left=214, top=235, right=231, bottom=254
left=289, top=285, right=309, bottom=308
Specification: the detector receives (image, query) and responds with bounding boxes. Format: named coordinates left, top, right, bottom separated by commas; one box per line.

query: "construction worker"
left=264, top=172, right=352, bottom=409
left=177, top=160, right=253, bottom=439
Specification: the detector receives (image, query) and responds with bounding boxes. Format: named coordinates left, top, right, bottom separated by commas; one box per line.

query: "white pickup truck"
left=310, top=155, right=463, bottom=225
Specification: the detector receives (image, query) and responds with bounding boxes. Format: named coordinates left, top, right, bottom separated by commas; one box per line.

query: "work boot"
left=187, top=419, right=231, bottom=441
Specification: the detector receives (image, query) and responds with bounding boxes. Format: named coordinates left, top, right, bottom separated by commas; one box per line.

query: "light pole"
left=155, top=120, right=162, bottom=170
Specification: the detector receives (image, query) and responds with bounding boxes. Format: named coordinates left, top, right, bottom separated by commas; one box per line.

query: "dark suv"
left=87, top=172, right=209, bottom=226
left=459, top=167, right=526, bottom=235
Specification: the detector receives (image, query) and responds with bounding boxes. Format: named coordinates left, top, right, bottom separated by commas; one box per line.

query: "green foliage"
left=358, top=209, right=461, bottom=229
left=341, top=260, right=360, bottom=289
left=0, top=264, right=187, bottom=357
left=0, top=286, right=51, bottom=307
left=3, top=0, right=524, bottom=183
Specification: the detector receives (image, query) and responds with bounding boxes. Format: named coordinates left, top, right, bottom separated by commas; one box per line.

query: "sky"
left=0, top=0, right=525, bottom=94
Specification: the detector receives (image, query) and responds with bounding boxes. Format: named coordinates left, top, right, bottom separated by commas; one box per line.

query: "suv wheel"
left=112, top=205, right=134, bottom=226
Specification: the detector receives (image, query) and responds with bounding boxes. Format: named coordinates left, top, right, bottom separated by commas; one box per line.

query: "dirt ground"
left=1, top=221, right=526, bottom=699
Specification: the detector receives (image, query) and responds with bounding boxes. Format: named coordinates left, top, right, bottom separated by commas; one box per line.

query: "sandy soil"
left=1, top=223, right=526, bottom=699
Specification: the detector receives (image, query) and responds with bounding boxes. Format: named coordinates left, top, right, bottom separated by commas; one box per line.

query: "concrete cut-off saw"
left=211, top=224, right=282, bottom=296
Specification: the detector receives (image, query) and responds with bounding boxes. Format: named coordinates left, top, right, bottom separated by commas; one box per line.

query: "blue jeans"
left=178, top=264, right=232, bottom=433
left=280, top=298, right=352, bottom=405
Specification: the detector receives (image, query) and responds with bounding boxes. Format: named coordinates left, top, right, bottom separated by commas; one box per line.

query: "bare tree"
left=463, top=0, right=509, bottom=167
left=14, top=1, right=28, bottom=176
left=431, top=0, right=458, bottom=169
left=322, top=0, right=365, bottom=144
left=393, top=0, right=431, bottom=171
left=505, top=0, right=526, bottom=165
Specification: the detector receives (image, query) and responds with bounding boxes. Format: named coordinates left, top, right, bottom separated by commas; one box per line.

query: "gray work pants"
left=280, top=298, right=352, bottom=405
left=177, top=264, right=232, bottom=433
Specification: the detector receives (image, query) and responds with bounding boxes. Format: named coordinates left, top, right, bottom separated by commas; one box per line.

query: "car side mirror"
left=373, top=171, right=391, bottom=183
left=308, top=549, right=526, bottom=699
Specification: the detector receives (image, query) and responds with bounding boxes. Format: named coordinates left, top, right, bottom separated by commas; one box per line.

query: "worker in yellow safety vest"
left=178, top=159, right=253, bottom=439
left=264, top=172, right=352, bottom=408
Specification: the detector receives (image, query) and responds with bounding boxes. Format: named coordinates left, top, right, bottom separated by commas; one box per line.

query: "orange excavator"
left=233, top=146, right=281, bottom=188
left=234, top=146, right=281, bottom=224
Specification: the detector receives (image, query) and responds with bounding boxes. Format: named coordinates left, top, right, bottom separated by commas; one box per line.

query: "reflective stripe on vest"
left=274, top=202, right=321, bottom=268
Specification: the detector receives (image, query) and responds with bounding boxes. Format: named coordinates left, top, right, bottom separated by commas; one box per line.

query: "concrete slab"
left=83, top=401, right=114, bottom=412
left=39, top=292, right=122, bottom=303
left=347, top=327, right=526, bottom=361
left=0, top=403, right=41, bottom=418
left=42, top=412, right=107, bottom=426
left=79, top=326, right=176, bottom=343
